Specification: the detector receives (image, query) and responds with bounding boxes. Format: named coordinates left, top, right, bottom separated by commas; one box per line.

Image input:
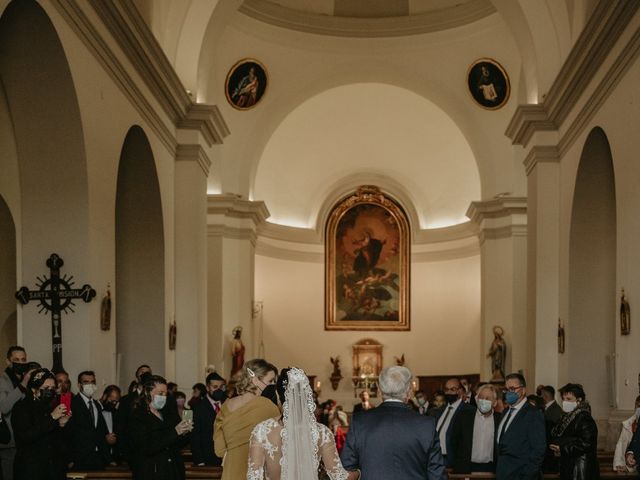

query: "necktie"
left=499, top=408, right=513, bottom=442
left=88, top=400, right=96, bottom=428
left=437, top=406, right=453, bottom=434
left=214, top=402, right=220, bottom=414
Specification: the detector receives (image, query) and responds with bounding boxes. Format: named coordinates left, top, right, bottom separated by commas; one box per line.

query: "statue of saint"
left=230, top=326, right=245, bottom=378
left=558, top=318, right=565, bottom=354
left=487, top=326, right=506, bottom=382
left=621, top=289, right=631, bottom=335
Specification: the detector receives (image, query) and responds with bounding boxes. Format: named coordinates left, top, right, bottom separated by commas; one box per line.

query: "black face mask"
left=261, top=384, right=279, bottom=406
left=39, top=389, right=55, bottom=403
left=103, top=401, right=118, bottom=412
left=12, top=362, right=29, bottom=377
left=444, top=394, right=459, bottom=405
left=209, top=389, right=227, bottom=403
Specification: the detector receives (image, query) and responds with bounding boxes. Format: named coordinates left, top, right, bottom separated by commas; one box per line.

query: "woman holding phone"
left=129, top=375, right=193, bottom=480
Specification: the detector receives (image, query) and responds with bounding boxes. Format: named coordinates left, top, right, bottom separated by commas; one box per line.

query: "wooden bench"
left=67, top=466, right=222, bottom=480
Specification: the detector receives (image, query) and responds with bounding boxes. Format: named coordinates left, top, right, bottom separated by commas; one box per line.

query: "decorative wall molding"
left=207, top=194, right=270, bottom=225
left=466, top=197, right=527, bottom=246
left=523, top=146, right=560, bottom=176
left=505, top=0, right=640, bottom=147
left=176, top=144, right=211, bottom=177
left=207, top=224, right=258, bottom=246
left=239, top=0, right=496, bottom=38
left=51, top=0, right=229, bottom=157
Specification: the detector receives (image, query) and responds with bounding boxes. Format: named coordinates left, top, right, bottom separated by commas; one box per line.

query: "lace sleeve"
left=318, top=424, right=349, bottom=480
left=247, top=424, right=266, bottom=480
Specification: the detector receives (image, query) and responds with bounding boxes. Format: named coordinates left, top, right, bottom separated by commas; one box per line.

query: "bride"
left=247, top=367, right=360, bottom=480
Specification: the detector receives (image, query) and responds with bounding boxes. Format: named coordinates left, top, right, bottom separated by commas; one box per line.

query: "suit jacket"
left=496, top=401, right=546, bottom=480
left=191, top=397, right=222, bottom=466
left=542, top=401, right=563, bottom=473
left=129, top=405, right=189, bottom=480
left=450, top=408, right=501, bottom=473
left=340, top=401, right=447, bottom=480
left=116, top=389, right=139, bottom=463
left=544, top=401, right=563, bottom=426
left=352, top=402, right=374, bottom=414
left=66, top=394, right=110, bottom=470
left=432, top=401, right=476, bottom=466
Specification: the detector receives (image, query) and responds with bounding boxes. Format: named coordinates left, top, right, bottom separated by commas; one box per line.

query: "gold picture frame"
left=225, top=58, right=268, bottom=111
left=325, top=186, right=410, bottom=331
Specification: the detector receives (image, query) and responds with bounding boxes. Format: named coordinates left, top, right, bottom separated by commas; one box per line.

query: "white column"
left=173, top=145, right=210, bottom=390
left=523, top=147, right=561, bottom=388
left=467, top=197, right=528, bottom=381
left=207, top=195, right=269, bottom=380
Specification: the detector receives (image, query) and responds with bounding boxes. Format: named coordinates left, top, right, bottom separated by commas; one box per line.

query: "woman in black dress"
left=549, top=383, right=599, bottom=480
left=12, top=368, right=70, bottom=480
left=128, top=375, right=192, bottom=480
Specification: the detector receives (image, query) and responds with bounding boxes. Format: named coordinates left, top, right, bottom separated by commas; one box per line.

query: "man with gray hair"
left=340, top=366, right=446, bottom=479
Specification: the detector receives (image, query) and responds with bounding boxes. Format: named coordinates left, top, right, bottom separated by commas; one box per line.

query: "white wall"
left=255, top=253, right=480, bottom=408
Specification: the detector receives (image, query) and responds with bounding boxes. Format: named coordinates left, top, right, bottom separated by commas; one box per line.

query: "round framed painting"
left=225, top=58, right=268, bottom=111
left=467, top=58, right=510, bottom=110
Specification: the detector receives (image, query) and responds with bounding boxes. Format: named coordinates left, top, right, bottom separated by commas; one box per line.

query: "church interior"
left=1, top=0, right=640, bottom=471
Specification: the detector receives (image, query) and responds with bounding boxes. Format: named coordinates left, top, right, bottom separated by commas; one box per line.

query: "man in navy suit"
left=429, top=377, right=475, bottom=466
left=495, top=373, right=546, bottom=480
left=191, top=372, right=226, bottom=466
left=340, top=366, right=446, bottom=480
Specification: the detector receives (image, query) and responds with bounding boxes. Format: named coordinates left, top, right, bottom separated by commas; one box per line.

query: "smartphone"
left=60, top=392, right=72, bottom=414
left=182, top=409, right=193, bottom=423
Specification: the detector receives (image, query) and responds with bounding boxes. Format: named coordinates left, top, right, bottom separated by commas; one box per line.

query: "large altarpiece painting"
left=325, top=186, right=410, bottom=331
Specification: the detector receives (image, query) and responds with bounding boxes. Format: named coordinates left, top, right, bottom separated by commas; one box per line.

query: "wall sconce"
left=315, top=380, right=322, bottom=396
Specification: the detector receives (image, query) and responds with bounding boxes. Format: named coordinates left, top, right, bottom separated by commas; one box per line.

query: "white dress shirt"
left=471, top=410, right=495, bottom=464
left=496, top=397, right=527, bottom=443
left=102, top=409, right=113, bottom=433
left=437, top=398, right=461, bottom=455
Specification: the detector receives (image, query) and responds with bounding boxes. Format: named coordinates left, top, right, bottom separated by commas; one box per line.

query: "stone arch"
left=568, top=126, right=616, bottom=417
left=115, top=126, right=165, bottom=385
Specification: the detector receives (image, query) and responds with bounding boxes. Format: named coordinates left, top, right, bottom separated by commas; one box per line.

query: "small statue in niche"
left=330, top=356, right=343, bottom=390
left=621, top=288, right=631, bottom=336
left=169, top=320, right=177, bottom=350
left=394, top=353, right=405, bottom=366
left=230, top=326, right=245, bottom=378
left=487, top=325, right=506, bottom=382
left=558, top=318, right=565, bottom=354
left=100, top=285, right=111, bottom=331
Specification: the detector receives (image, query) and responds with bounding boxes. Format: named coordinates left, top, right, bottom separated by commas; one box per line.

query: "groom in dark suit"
left=340, top=366, right=446, bottom=480
left=495, top=373, right=546, bottom=480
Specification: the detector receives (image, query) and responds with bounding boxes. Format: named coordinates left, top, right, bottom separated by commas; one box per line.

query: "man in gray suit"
left=341, top=366, right=446, bottom=480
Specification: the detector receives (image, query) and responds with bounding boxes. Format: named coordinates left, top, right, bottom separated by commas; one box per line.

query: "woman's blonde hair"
left=233, top=358, right=278, bottom=395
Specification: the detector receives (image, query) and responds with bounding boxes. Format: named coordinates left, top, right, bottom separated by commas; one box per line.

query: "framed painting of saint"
left=467, top=58, right=510, bottom=110
left=325, top=186, right=410, bottom=331
left=225, top=58, right=268, bottom=110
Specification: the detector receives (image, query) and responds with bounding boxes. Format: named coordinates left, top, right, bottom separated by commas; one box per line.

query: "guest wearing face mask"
left=12, top=368, right=70, bottom=480
left=450, top=384, right=501, bottom=474
left=430, top=377, right=475, bottom=467
left=495, top=373, right=546, bottom=480
left=412, top=390, right=429, bottom=415
left=174, top=392, right=186, bottom=419
left=549, top=384, right=599, bottom=480
left=0, top=346, right=37, bottom=480
left=191, top=372, right=226, bottom=467
left=99, top=385, right=121, bottom=465
left=129, top=375, right=192, bottom=480
left=213, top=359, right=279, bottom=480
left=613, top=395, right=640, bottom=472
left=66, top=371, right=110, bottom=471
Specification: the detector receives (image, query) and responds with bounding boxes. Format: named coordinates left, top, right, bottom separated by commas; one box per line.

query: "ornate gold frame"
left=325, top=186, right=410, bottom=331
left=466, top=57, right=510, bottom=111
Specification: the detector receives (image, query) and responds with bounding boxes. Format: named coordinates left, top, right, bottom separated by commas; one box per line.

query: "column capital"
left=466, top=197, right=527, bottom=244
left=207, top=194, right=270, bottom=244
left=523, top=146, right=560, bottom=176
left=176, top=144, right=211, bottom=177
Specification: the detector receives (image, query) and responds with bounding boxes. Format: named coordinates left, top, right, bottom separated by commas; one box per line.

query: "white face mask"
left=635, top=407, right=640, bottom=419
left=562, top=400, right=577, bottom=413
left=82, top=384, right=97, bottom=398
left=477, top=398, right=493, bottom=414
left=151, top=394, right=167, bottom=410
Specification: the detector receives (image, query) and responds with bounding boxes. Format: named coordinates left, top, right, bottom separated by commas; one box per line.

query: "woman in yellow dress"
left=214, top=358, right=279, bottom=479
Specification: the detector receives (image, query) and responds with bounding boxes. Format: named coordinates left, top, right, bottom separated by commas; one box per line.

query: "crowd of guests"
left=0, top=344, right=638, bottom=479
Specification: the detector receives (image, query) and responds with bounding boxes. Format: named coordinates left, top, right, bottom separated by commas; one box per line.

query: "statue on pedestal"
left=621, top=288, right=631, bottom=336
left=487, top=326, right=506, bottom=382
left=230, top=326, right=245, bottom=377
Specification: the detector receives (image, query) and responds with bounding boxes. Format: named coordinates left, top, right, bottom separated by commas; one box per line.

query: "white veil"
left=281, top=367, right=320, bottom=480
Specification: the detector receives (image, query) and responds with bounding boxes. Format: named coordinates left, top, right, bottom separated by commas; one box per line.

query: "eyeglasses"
left=505, top=385, right=523, bottom=392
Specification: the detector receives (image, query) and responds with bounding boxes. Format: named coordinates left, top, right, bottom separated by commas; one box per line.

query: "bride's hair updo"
left=234, top=358, right=278, bottom=395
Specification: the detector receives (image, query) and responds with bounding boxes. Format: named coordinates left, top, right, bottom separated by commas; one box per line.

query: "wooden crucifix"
left=15, top=253, right=96, bottom=374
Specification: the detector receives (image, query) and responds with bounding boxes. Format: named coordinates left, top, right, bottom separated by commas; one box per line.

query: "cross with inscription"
left=15, top=253, right=96, bottom=374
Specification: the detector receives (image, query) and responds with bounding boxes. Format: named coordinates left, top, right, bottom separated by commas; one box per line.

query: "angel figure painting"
left=325, top=186, right=410, bottom=331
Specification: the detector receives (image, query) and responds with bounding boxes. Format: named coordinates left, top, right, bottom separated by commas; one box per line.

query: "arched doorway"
left=569, top=127, right=616, bottom=417
left=115, top=126, right=165, bottom=385
left=0, top=0, right=89, bottom=371
left=0, top=195, right=16, bottom=355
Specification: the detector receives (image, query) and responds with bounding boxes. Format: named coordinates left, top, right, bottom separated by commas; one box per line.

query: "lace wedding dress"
left=246, top=368, right=349, bottom=480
